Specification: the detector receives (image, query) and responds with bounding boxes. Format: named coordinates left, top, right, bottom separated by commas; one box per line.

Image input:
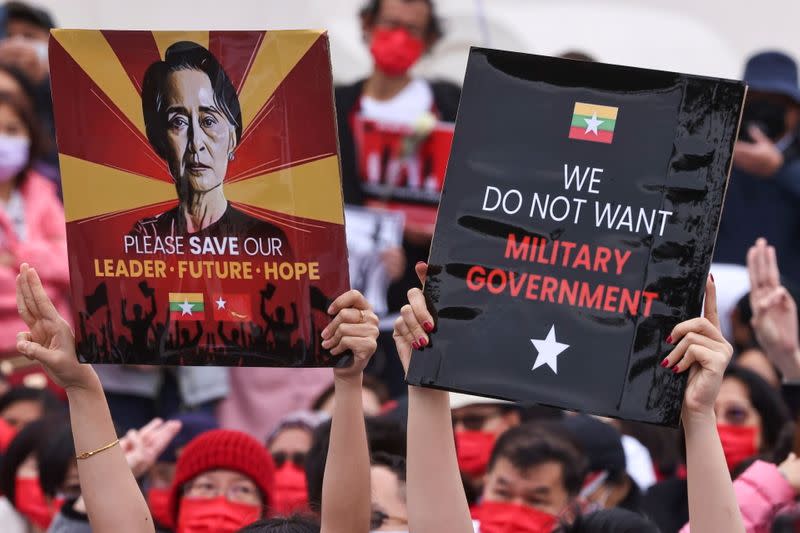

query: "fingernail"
left=419, top=337, right=428, bottom=347
left=666, top=335, right=673, bottom=344
left=416, top=261, right=425, bottom=266
left=327, top=305, right=334, bottom=314
left=672, top=366, right=680, bottom=373
left=412, top=341, right=420, bottom=350
left=660, top=358, right=669, bottom=368
left=709, top=273, right=715, bottom=282
left=423, top=321, right=434, bottom=333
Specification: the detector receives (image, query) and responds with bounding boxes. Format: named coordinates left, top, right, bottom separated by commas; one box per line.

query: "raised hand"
left=662, top=275, right=733, bottom=420
left=16, top=263, right=96, bottom=390
left=321, top=290, right=379, bottom=382
left=747, top=238, right=800, bottom=379
left=392, top=262, right=432, bottom=375
left=121, top=418, right=182, bottom=479
left=733, top=125, right=784, bottom=177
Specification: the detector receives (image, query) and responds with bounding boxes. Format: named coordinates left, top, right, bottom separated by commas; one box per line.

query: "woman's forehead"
left=164, top=69, right=216, bottom=109
left=194, top=468, right=254, bottom=484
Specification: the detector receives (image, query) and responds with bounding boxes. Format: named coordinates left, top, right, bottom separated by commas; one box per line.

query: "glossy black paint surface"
left=406, top=48, right=746, bottom=427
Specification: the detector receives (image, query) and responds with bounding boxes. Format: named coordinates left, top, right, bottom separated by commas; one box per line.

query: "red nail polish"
left=660, top=358, right=669, bottom=368
left=412, top=341, right=420, bottom=350
left=419, top=337, right=428, bottom=347
left=423, top=321, right=434, bottom=333
left=672, top=366, right=680, bottom=374
left=666, top=335, right=673, bottom=344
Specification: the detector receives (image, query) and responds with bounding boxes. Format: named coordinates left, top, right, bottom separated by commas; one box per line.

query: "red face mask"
left=474, top=501, right=558, bottom=533
left=271, top=463, right=308, bottom=515
left=717, top=424, right=759, bottom=471
left=147, top=487, right=174, bottom=528
left=456, top=430, right=496, bottom=478
left=369, top=27, right=425, bottom=77
left=177, top=496, right=261, bottom=533
left=15, top=477, right=61, bottom=529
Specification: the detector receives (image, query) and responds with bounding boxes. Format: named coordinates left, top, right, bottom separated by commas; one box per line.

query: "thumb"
left=16, top=335, right=56, bottom=366
left=703, top=274, right=720, bottom=331
left=415, top=261, right=428, bottom=284
left=749, top=124, right=771, bottom=144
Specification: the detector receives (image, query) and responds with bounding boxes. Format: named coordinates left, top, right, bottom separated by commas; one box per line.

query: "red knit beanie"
left=167, top=429, right=275, bottom=524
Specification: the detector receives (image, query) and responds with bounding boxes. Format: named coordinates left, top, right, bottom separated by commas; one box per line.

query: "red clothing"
left=0, top=172, right=71, bottom=353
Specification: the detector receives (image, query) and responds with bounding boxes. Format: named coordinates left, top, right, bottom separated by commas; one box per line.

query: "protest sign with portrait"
left=49, top=30, right=349, bottom=367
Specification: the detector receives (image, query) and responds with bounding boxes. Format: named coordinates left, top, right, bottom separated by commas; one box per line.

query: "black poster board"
left=406, top=48, right=746, bottom=427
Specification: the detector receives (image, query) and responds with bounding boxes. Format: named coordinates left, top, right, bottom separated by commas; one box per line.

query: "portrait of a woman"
left=133, top=41, right=285, bottom=242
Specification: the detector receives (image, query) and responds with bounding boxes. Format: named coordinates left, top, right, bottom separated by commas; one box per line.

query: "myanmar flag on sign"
left=169, top=293, right=205, bottom=321
left=212, top=294, right=252, bottom=322
left=568, top=102, right=618, bottom=144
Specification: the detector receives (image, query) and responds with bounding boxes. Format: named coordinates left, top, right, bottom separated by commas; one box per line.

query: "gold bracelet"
left=76, top=438, right=119, bottom=460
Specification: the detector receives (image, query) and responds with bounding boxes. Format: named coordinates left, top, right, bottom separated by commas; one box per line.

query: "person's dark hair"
left=36, top=421, right=75, bottom=498
left=0, top=417, right=58, bottom=506
left=236, top=515, right=320, bottom=533
left=141, top=41, right=242, bottom=160
left=488, top=422, right=588, bottom=496
left=0, top=63, right=40, bottom=107
left=371, top=451, right=406, bottom=483
left=305, top=417, right=406, bottom=512
left=559, top=51, right=597, bottom=62
left=360, top=0, right=444, bottom=43
left=0, top=385, right=62, bottom=421
left=311, top=375, right=390, bottom=412
left=0, top=93, right=46, bottom=186
left=556, top=508, right=659, bottom=533
left=724, top=365, right=793, bottom=460
left=5, top=2, right=56, bottom=31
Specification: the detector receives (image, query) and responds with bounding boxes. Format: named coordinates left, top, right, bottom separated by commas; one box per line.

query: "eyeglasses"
left=452, top=412, right=501, bottom=431
left=272, top=451, right=307, bottom=468
left=183, top=479, right=261, bottom=505
left=370, top=509, right=408, bottom=530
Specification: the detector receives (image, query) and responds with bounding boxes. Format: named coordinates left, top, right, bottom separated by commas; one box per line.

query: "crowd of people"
left=0, top=0, right=799, bottom=532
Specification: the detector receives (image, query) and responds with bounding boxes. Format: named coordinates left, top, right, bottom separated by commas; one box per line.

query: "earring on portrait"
left=228, top=152, right=235, bottom=161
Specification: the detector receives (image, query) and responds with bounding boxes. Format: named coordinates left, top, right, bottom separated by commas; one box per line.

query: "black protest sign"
left=406, top=48, right=746, bottom=427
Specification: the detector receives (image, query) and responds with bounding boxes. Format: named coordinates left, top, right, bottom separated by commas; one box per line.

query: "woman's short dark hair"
left=0, top=417, right=60, bottom=505
left=237, top=515, right=320, bottom=533
left=305, top=416, right=406, bottom=513
left=360, top=0, right=444, bottom=43
left=36, top=421, right=75, bottom=498
left=0, top=386, right=62, bottom=420
left=724, top=365, right=792, bottom=458
left=141, top=41, right=242, bottom=160
left=488, top=422, right=588, bottom=496
left=557, top=508, right=659, bottom=533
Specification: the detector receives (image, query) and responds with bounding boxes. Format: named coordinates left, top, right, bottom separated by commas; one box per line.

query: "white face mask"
left=0, top=135, right=30, bottom=182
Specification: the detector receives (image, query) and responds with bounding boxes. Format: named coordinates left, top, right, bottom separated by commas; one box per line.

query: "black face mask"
left=740, top=99, right=787, bottom=141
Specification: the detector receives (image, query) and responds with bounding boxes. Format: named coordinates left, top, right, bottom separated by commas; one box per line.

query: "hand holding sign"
left=321, top=290, right=380, bottom=382
left=660, top=276, right=733, bottom=421
left=393, top=262, right=434, bottom=376
left=16, top=263, right=96, bottom=391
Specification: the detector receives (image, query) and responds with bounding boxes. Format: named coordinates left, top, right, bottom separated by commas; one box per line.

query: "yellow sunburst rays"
left=237, top=30, right=323, bottom=131
left=60, top=155, right=176, bottom=223
left=226, top=155, right=344, bottom=225
left=53, top=29, right=339, bottom=226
